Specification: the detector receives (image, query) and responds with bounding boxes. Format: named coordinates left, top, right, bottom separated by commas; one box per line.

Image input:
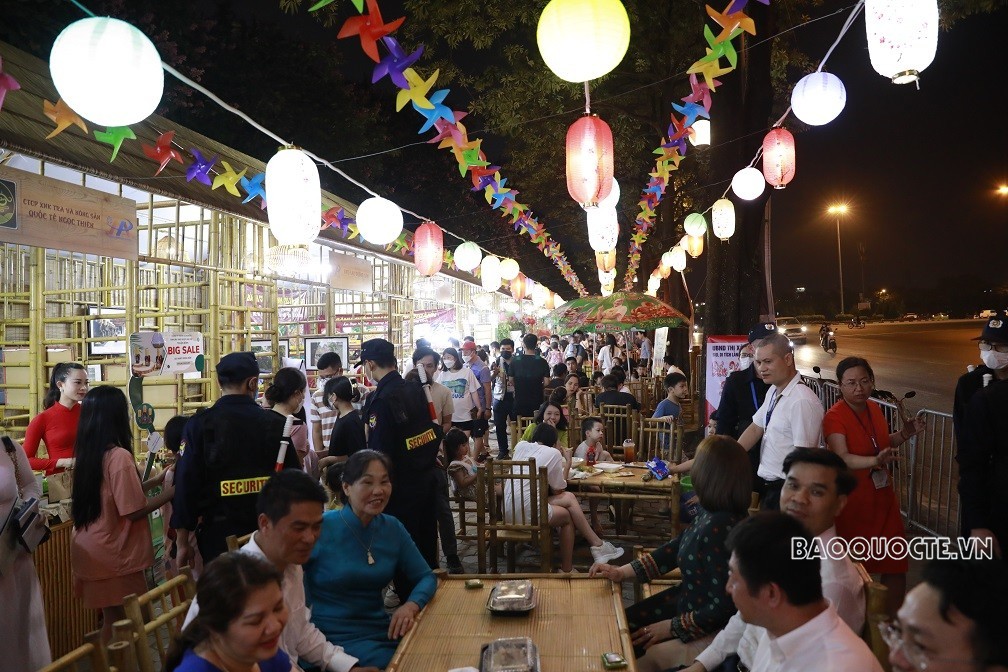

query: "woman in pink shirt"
left=23, top=362, right=89, bottom=474
left=71, top=385, right=175, bottom=642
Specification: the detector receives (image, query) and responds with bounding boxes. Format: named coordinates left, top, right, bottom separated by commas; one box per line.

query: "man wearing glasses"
left=883, top=559, right=1008, bottom=672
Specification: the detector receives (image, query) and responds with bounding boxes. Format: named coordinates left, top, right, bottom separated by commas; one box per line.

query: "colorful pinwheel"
left=94, top=126, right=135, bottom=162
left=141, top=130, right=183, bottom=176
left=337, top=0, right=405, bottom=63
left=372, top=36, right=423, bottom=88
left=43, top=99, right=88, bottom=140
left=186, top=148, right=218, bottom=186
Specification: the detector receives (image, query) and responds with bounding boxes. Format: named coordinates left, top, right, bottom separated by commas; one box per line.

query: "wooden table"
left=385, top=575, right=637, bottom=672
left=567, top=465, right=680, bottom=540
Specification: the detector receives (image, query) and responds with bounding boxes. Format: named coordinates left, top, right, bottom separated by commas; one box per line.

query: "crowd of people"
left=1, top=315, right=1006, bottom=672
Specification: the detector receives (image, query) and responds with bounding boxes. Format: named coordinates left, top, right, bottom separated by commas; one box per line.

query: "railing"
left=801, top=375, right=960, bottom=538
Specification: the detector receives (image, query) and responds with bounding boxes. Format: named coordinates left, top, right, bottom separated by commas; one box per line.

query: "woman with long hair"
left=597, top=334, right=618, bottom=375
left=264, top=367, right=312, bottom=475
left=70, top=385, right=175, bottom=642
left=22, top=361, right=88, bottom=474
left=164, top=552, right=290, bottom=671
left=519, top=396, right=571, bottom=448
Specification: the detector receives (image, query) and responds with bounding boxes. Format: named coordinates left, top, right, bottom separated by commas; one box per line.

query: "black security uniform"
left=958, top=379, right=1008, bottom=555
left=716, top=365, right=770, bottom=486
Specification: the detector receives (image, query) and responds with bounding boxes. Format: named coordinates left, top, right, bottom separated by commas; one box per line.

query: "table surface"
left=385, top=575, right=638, bottom=672
left=567, top=464, right=679, bottom=491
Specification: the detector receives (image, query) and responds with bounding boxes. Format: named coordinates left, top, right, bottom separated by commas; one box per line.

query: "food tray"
left=480, top=636, right=541, bottom=672
left=486, top=579, right=536, bottom=615
left=593, top=462, right=624, bottom=473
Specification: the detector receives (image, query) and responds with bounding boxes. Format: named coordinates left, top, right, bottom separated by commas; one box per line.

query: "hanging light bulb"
left=356, top=196, right=403, bottom=245
left=499, top=257, right=520, bottom=281
left=454, top=241, right=483, bottom=272
left=731, top=167, right=766, bottom=201
left=791, top=72, right=847, bottom=126
left=413, top=221, right=443, bottom=277
left=586, top=207, right=620, bottom=251
left=265, top=147, right=321, bottom=246
left=684, top=212, right=708, bottom=237
left=762, top=128, right=796, bottom=189
left=688, top=120, right=711, bottom=146
left=669, top=246, right=687, bottom=272
left=481, top=255, right=502, bottom=291
left=686, top=234, right=704, bottom=258
left=49, top=17, right=164, bottom=126
left=864, top=0, right=939, bottom=85
left=536, top=0, right=631, bottom=83
left=711, top=198, right=736, bottom=241
left=566, top=115, right=614, bottom=207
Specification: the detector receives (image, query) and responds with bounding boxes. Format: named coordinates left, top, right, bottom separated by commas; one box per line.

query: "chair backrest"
left=36, top=631, right=111, bottom=672
left=122, top=567, right=197, bottom=672
left=599, top=404, right=639, bottom=458
left=226, top=531, right=254, bottom=552
left=510, top=415, right=536, bottom=451
left=637, top=417, right=674, bottom=462
left=475, top=459, right=551, bottom=573
left=577, top=388, right=595, bottom=413
left=855, top=562, right=891, bottom=668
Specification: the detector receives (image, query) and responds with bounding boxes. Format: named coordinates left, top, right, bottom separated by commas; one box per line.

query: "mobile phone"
left=601, top=652, right=627, bottom=669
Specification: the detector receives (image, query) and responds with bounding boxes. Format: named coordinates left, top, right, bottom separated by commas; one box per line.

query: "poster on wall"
left=129, top=332, right=205, bottom=378
left=704, top=335, right=749, bottom=423
left=652, top=327, right=669, bottom=377
left=304, top=336, right=349, bottom=370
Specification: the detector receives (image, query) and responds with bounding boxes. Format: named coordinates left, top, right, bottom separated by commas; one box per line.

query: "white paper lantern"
left=661, top=250, right=676, bottom=269
left=587, top=207, right=620, bottom=251
left=536, top=0, right=631, bottom=83
left=865, top=0, right=939, bottom=84
left=356, top=196, right=403, bottom=246
left=265, top=147, right=321, bottom=246
left=595, top=178, right=621, bottom=210
left=598, top=268, right=616, bottom=285
left=481, top=255, right=502, bottom=290
left=684, top=212, right=707, bottom=237
left=647, top=273, right=661, bottom=292
left=731, top=167, right=766, bottom=201
left=49, top=17, right=164, bottom=127
left=688, top=120, right=711, bottom=146
left=791, top=72, right=847, bottom=126
left=669, top=246, right=687, bottom=272
left=499, top=258, right=520, bottom=281
left=473, top=292, right=494, bottom=309
left=711, top=198, right=736, bottom=241
left=454, top=241, right=483, bottom=272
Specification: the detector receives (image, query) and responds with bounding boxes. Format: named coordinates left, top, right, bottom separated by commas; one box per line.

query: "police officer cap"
left=359, top=338, right=395, bottom=365
left=748, top=322, right=777, bottom=344
left=216, top=351, right=260, bottom=380
left=973, top=311, right=1008, bottom=344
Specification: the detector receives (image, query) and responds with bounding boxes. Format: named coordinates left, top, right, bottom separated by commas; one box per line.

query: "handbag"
left=47, top=468, right=74, bottom=501
left=2, top=436, right=51, bottom=555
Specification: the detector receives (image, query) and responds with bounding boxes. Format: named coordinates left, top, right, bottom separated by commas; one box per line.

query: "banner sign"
left=0, top=165, right=139, bottom=260
left=129, top=331, right=205, bottom=377
left=652, top=327, right=669, bottom=377
left=705, top=335, right=749, bottom=422
left=329, top=251, right=373, bottom=292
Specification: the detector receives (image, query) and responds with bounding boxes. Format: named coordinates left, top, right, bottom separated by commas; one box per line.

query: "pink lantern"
left=762, top=127, right=796, bottom=189
left=413, top=221, right=443, bottom=276
left=566, top=114, right=614, bottom=207
left=510, top=273, right=528, bottom=302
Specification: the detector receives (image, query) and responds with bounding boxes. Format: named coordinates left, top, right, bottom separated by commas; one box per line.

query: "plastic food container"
left=486, top=580, right=536, bottom=614
left=481, top=636, right=540, bottom=672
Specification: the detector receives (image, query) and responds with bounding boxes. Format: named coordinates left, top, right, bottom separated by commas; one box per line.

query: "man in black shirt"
left=509, top=333, right=551, bottom=418
left=594, top=374, right=640, bottom=411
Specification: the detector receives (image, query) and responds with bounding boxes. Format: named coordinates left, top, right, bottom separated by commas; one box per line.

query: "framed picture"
left=87, top=306, right=127, bottom=356
left=85, top=363, right=102, bottom=382
left=250, top=339, right=290, bottom=374
left=304, top=336, right=349, bottom=371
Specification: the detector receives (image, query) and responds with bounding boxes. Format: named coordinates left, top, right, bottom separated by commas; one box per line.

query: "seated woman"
left=165, top=552, right=290, bottom=672
left=304, top=450, right=437, bottom=669
left=590, top=435, right=751, bottom=672
left=520, top=395, right=571, bottom=449
left=510, top=423, right=624, bottom=572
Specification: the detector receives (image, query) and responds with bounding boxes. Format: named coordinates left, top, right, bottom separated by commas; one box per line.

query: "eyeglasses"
left=841, top=377, right=873, bottom=389
left=979, top=341, right=1008, bottom=354
left=877, top=619, right=980, bottom=671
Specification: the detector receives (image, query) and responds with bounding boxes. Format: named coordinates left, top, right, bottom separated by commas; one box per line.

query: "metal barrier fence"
left=801, top=375, right=960, bottom=538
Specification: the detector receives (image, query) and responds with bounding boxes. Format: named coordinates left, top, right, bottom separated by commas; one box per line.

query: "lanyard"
left=765, top=389, right=781, bottom=427
left=749, top=380, right=759, bottom=410
left=845, top=401, right=880, bottom=454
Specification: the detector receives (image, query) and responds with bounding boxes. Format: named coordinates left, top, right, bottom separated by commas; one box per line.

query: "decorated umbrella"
left=543, top=291, right=688, bottom=333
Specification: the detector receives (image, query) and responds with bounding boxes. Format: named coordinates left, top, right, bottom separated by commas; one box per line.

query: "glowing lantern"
left=536, top=0, right=630, bottom=83
left=481, top=255, right=502, bottom=291
left=657, top=263, right=671, bottom=280
left=264, top=147, right=321, bottom=246
left=413, top=221, right=443, bottom=277
left=499, top=257, right=520, bottom=281
left=545, top=292, right=557, bottom=310
left=356, top=196, right=403, bottom=246
left=762, top=128, right=796, bottom=189
left=595, top=249, right=617, bottom=272
left=566, top=115, right=614, bottom=206
left=598, top=268, right=616, bottom=285
left=50, top=17, right=164, bottom=127
left=600, top=280, right=615, bottom=297
left=791, top=72, right=846, bottom=126
left=688, top=119, right=711, bottom=146
left=684, top=212, right=707, bottom=237
left=532, top=282, right=550, bottom=308
left=647, top=273, right=661, bottom=292
left=596, top=178, right=620, bottom=210
left=686, top=235, right=704, bottom=258
left=454, top=241, right=482, bottom=272
left=510, top=273, right=528, bottom=301
left=711, top=198, right=736, bottom=241
left=865, top=0, right=938, bottom=85
left=587, top=207, right=620, bottom=251
left=731, top=167, right=766, bottom=201
left=669, top=246, right=687, bottom=272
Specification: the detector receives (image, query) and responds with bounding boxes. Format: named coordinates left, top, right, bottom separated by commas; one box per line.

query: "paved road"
left=791, top=319, right=985, bottom=414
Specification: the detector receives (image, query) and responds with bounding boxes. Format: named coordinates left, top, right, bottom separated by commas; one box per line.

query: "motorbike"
left=848, top=316, right=866, bottom=329
left=819, top=327, right=838, bottom=354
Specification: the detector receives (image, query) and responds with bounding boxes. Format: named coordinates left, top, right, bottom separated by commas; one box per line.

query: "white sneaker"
left=384, top=588, right=401, bottom=609
left=590, top=541, right=624, bottom=565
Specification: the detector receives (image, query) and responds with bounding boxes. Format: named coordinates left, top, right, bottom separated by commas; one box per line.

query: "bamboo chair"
left=121, top=567, right=197, bottom=672
left=856, top=562, right=891, bottom=670
left=36, top=631, right=112, bottom=672
left=637, top=417, right=675, bottom=462
left=450, top=490, right=480, bottom=542
left=577, top=388, right=596, bottom=413
left=599, top=404, right=639, bottom=459
left=509, top=415, right=536, bottom=451
left=632, top=545, right=682, bottom=602
left=225, top=531, right=254, bottom=552
left=476, top=459, right=552, bottom=574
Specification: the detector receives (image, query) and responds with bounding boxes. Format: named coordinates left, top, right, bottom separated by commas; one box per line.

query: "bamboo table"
left=567, top=465, right=680, bottom=540
left=385, top=575, right=637, bottom=672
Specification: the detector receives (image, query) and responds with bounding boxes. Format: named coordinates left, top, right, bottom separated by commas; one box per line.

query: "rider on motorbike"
left=819, top=323, right=831, bottom=349
left=849, top=315, right=865, bottom=328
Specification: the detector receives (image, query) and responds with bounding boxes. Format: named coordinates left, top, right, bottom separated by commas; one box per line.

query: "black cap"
left=358, top=338, right=395, bottom=365
left=216, top=351, right=260, bottom=380
left=748, top=322, right=777, bottom=343
left=973, top=312, right=1008, bottom=344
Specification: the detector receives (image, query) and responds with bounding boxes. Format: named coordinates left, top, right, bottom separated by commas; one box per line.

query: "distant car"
left=932, top=313, right=949, bottom=320
left=900, top=313, right=919, bottom=322
left=776, top=317, right=807, bottom=344
left=978, top=309, right=997, bottom=319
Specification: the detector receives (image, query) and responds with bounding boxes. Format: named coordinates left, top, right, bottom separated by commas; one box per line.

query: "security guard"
left=171, top=351, right=299, bottom=566
left=360, top=338, right=441, bottom=573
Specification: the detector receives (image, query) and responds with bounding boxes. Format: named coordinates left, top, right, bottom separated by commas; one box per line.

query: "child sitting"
left=653, top=371, right=688, bottom=421
left=573, top=416, right=613, bottom=534
left=445, top=428, right=478, bottom=501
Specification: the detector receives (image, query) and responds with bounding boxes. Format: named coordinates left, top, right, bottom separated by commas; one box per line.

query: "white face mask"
left=442, top=358, right=456, bottom=369
left=739, top=355, right=753, bottom=370
left=981, top=348, right=1008, bottom=371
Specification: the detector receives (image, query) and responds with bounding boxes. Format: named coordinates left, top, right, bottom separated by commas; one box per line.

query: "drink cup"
left=622, top=439, right=636, bottom=464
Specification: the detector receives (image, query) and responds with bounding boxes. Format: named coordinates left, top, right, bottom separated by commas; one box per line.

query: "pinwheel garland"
left=321, top=206, right=354, bottom=236
left=186, top=148, right=218, bottom=186
left=372, top=36, right=423, bottom=88
left=212, top=161, right=247, bottom=197
left=0, top=56, right=19, bottom=114
left=395, top=67, right=437, bottom=111
left=43, top=98, right=88, bottom=140
left=413, top=89, right=455, bottom=133
left=141, top=130, right=183, bottom=176
left=94, top=126, right=135, bottom=162
left=240, top=172, right=267, bottom=208
left=337, top=0, right=405, bottom=63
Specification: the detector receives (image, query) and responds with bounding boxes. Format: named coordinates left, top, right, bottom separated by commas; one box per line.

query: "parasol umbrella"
left=542, top=292, right=688, bottom=333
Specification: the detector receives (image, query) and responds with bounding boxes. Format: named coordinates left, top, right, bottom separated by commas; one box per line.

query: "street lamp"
left=998, top=184, right=1008, bottom=196
left=828, top=204, right=849, bottom=314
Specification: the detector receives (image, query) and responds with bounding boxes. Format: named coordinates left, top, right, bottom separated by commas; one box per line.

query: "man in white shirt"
left=183, top=471, right=374, bottom=672
left=721, top=512, right=882, bottom=672
left=684, top=448, right=866, bottom=672
left=738, top=332, right=824, bottom=510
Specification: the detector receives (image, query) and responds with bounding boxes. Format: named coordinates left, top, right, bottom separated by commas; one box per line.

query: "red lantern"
left=413, top=221, right=443, bottom=276
left=566, top=114, right=614, bottom=207
left=510, top=273, right=528, bottom=301
left=762, top=127, right=796, bottom=189
left=595, top=249, right=616, bottom=272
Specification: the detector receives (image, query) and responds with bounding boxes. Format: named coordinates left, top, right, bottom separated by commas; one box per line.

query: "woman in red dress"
left=824, top=356, right=925, bottom=616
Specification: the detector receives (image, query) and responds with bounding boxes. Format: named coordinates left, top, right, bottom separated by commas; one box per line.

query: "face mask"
left=442, top=358, right=456, bottom=369
left=981, top=348, right=1008, bottom=371
left=739, top=355, right=753, bottom=370
left=502, top=352, right=513, bottom=360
